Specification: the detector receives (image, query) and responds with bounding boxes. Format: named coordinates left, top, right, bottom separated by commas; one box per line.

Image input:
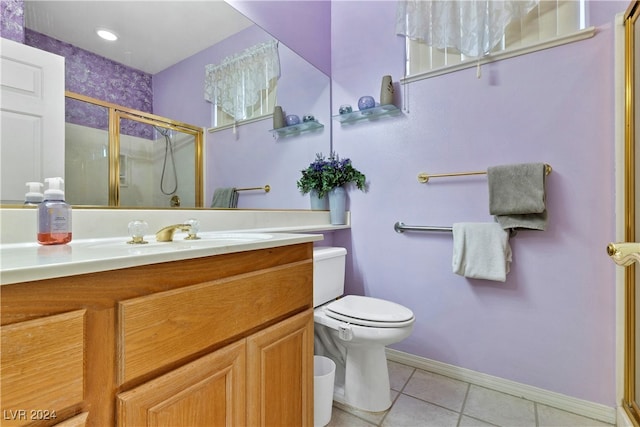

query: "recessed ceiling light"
left=96, top=28, right=118, bottom=41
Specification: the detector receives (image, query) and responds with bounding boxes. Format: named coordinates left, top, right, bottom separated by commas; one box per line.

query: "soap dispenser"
left=38, top=177, right=72, bottom=245
left=24, top=182, right=44, bottom=206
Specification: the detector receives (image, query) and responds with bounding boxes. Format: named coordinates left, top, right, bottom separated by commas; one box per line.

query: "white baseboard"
left=386, top=348, right=616, bottom=425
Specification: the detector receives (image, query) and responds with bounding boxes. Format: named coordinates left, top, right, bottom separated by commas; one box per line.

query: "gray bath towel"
left=452, top=222, right=512, bottom=282
left=487, top=163, right=548, bottom=231
left=211, top=187, right=239, bottom=208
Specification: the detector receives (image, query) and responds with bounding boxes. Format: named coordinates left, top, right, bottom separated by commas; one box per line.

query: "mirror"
left=9, top=1, right=331, bottom=209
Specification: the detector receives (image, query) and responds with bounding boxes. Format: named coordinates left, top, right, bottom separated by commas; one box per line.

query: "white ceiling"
left=24, top=1, right=254, bottom=74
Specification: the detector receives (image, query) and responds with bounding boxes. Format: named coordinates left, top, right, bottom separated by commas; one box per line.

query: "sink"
left=83, top=239, right=196, bottom=254
left=82, top=232, right=274, bottom=254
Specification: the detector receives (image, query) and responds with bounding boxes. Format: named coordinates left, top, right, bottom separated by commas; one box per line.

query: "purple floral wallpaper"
left=0, top=0, right=24, bottom=43
left=0, top=0, right=155, bottom=141
left=25, top=30, right=152, bottom=112
left=25, top=29, right=153, bottom=139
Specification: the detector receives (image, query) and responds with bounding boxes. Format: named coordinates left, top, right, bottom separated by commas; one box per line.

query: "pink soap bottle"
left=38, top=177, right=72, bottom=245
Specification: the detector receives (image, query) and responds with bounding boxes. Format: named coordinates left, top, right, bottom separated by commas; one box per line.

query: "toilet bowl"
left=313, top=247, right=415, bottom=413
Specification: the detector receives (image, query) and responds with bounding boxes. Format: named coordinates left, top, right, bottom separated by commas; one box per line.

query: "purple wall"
left=226, top=0, right=331, bottom=76
left=330, top=0, right=625, bottom=406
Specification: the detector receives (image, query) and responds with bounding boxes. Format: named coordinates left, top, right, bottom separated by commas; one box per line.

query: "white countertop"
left=0, top=231, right=323, bottom=285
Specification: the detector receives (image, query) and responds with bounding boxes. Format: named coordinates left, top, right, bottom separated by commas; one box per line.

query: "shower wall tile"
left=0, top=0, right=25, bottom=43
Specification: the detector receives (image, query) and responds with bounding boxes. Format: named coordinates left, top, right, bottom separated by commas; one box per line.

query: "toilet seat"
left=326, top=295, right=415, bottom=328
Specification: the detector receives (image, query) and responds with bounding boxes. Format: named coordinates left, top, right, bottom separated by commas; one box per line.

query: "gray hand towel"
left=211, top=187, right=238, bottom=208
left=487, top=163, right=548, bottom=231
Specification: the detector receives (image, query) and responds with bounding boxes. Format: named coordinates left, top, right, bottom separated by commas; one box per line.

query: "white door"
left=1, top=37, right=64, bottom=203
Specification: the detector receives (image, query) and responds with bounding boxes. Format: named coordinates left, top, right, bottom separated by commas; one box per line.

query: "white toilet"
left=313, top=246, right=415, bottom=412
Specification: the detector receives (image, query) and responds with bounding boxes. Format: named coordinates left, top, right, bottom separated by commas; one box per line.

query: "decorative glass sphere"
left=358, top=96, right=376, bottom=111
left=285, top=115, right=300, bottom=126
left=339, top=104, right=353, bottom=115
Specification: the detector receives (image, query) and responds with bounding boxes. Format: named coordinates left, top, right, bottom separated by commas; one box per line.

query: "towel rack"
left=394, top=222, right=452, bottom=233
left=417, top=164, right=552, bottom=183
left=395, top=221, right=518, bottom=236
left=236, top=184, right=271, bottom=193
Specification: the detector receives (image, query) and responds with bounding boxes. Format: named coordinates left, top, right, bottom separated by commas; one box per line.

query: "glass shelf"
left=269, top=120, right=324, bottom=137
left=332, top=104, right=401, bottom=124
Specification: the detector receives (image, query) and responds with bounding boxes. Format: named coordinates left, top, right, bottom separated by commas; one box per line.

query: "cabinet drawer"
left=117, top=261, right=312, bottom=384
left=1, top=310, right=86, bottom=427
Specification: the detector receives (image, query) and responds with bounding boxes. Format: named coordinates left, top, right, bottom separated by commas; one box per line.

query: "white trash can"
left=314, top=355, right=336, bottom=427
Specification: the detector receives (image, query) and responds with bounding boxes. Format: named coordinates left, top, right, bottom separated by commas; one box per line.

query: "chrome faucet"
left=155, top=224, right=191, bottom=242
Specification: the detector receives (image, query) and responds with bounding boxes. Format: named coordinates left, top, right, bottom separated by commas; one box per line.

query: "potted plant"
left=297, top=152, right=366, bottom=223
left=296, top=153, right=330, bottom=210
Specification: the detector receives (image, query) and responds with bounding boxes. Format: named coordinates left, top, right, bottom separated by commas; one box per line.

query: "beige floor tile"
left=403, top=369, right=469, bottom=412
left=326, top=407, right=377, bottom=427
left=388, top=360, right=415, bottom=391
left=463, top=385, right=536, bottom=427
left=536, top=404, right=614, bottom=427
left=333, top=400, right=389, bottom=425
left=458, top=415, right=500, bottom=426
left=382, top=394, right=460, bottom=427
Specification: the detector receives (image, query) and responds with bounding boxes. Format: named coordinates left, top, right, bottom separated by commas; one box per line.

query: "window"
left=205, top=40, right=280, bottom=129
left=397, top=0, right=595, bottom=81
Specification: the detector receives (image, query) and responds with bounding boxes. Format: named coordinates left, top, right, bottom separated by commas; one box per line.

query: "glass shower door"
left=116, top=114, right=199, bottom=208
left=65, top=97, right=110, bottom=205
left=64, top=92, right=203, bottom=208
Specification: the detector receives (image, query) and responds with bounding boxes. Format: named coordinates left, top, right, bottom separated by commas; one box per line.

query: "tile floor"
left=327, top=361, right=614, bottom=427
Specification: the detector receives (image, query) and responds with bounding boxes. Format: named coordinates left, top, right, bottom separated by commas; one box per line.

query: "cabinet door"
left=117, top=340, right=246, bottom=427
left=1, top=310, right=85, bottom=427
left=246, top=309, right=314, bottom=427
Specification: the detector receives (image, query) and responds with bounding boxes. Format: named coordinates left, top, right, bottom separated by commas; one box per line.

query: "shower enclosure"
left=65, top=92, right=203, bottom=208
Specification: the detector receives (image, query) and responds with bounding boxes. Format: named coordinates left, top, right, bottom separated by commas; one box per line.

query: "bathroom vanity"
left=1, top=232, right=320, bottom=426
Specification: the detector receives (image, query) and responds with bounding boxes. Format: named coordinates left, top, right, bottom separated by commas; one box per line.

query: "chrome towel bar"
left=394, top=222, right=452, bottom=233
left=395, top=221, right=518, bottom=237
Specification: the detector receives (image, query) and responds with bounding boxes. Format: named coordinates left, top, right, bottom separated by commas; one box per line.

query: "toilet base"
left=342, top=343, right=392, bottom=412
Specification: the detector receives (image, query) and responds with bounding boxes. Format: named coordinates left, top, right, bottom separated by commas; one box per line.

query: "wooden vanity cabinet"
left=0, top=243, right=314, bottom=427
left=117, top=310, right=313, bottom=426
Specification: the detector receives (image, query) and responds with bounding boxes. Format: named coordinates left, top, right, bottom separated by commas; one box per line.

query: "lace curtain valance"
left=204, top=39, right=280, bottom=121
left=396, top=0, right=539, bottom=58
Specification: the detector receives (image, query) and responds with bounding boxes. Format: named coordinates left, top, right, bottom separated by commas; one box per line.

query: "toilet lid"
left=326, top=295, right=414, bottom=327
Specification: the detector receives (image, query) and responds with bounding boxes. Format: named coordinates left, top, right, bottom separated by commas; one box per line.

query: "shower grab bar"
left=236, top=184, right=271, bottom=193
left=394, top=222, right=452, bottom=233
left=417, top=163, right=552, bottom=183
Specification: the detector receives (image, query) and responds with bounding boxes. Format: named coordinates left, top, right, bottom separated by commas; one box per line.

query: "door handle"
left=608, top=242, right=640, bottom=266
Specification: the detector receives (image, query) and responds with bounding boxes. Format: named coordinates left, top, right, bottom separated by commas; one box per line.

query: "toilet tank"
left=313, top=246, right=347, bottom=307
